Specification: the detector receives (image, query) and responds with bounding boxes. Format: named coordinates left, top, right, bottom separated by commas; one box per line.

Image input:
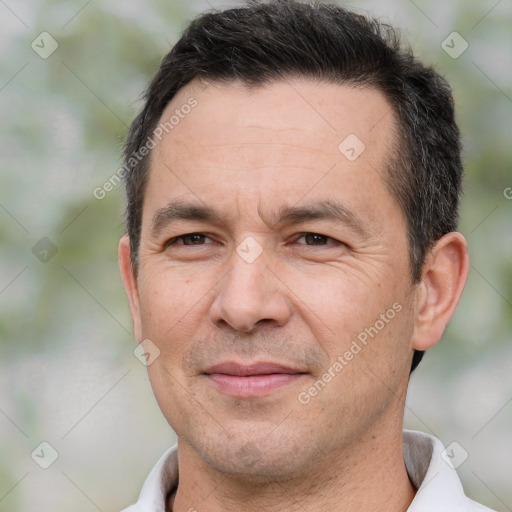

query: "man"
left=118, top=1, right=495, bottom=510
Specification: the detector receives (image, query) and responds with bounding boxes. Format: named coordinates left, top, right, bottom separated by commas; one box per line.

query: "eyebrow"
left=150, top=199, right=370, bottom=238
left=271, top=200, right=370, bottom=237
left=150, top=200, right=225, bottom=238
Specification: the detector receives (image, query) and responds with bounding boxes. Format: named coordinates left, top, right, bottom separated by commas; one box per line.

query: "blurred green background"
left=0, top=0, right=510, bottom=510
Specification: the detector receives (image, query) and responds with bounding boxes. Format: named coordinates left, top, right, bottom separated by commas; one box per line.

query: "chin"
left=187, top=421, right=317, bottom=484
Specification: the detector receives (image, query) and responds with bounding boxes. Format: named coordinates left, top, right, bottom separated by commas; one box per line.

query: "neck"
left=170, top=421, right=416, bottom=512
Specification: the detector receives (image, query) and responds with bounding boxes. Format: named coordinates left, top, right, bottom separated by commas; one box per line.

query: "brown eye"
left=180, top=234, right=208, bottom=245
left=167, top=233, right=213, bottom=246
left=296, top=233, right=337, bottom=246
left=305, top=233, right=327, bottom=245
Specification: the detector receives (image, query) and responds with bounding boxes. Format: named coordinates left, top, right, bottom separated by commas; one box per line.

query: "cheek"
left=279, top=262, right=403, bottom=353
left=296, top=299, right=415, bottom=431
left=137, top=264, right=213, bottom=351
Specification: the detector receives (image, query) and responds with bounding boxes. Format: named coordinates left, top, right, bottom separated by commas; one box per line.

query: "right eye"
left=165, top=233, right=214, bottom=247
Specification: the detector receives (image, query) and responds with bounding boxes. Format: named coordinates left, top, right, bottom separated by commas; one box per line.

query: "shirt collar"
left=403, top=430, right=472, bottom=512
left=131, top=443, right=178, bottom=512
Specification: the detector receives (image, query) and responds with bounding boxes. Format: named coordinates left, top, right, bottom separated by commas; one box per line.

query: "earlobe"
left=411, top=232, right=469, bottom=351
left=118, top=235, right=143, bottom=343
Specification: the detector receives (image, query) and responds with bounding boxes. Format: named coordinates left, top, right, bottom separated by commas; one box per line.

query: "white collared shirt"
left=120, top=430, right=496, bottom=512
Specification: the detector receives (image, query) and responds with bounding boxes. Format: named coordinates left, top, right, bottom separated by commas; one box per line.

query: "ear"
left=411, top=232, right=469, bottom=351
left=119, top=235, right=143, bottom=343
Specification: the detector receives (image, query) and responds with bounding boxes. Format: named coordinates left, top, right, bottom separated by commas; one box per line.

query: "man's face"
left=125, top=79, right=419, bottom=480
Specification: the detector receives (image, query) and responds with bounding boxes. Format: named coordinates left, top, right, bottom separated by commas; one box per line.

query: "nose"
left=209, top=245, right=291, bottom=333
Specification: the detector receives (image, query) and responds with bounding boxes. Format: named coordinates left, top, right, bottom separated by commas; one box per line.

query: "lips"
left=203, top=361, right=307, bottom=398
left=204, top=361, right=304, bottom=376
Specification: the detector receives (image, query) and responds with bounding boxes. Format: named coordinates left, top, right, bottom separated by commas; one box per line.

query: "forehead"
left=161, top=79, right=395, bottom=153
left=144, top=79, right=400, bottom=229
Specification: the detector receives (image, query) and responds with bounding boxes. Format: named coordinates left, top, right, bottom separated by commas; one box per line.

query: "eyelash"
left=165, top=232, right=343, bottom=247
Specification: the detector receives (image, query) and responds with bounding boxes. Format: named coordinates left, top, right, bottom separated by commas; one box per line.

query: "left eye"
left=295, top=233, right=339, bottom=246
